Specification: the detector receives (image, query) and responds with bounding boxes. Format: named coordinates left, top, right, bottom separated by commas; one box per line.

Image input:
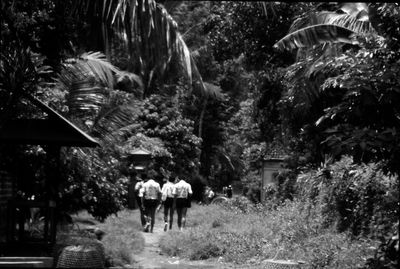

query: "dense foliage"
left=1, top=2, right=399, bottom=265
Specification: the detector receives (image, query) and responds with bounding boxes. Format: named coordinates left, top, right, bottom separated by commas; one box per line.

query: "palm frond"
left=258, top=2, right=277, bottom=19
left=117, top=70, right=144, bottom=92
left=289, top=11, right=373, bottom=35
left=274, top=24, right=358, bottom=51
left=78, top=51, right=121, bottom=89
left=56, top=53, right=118, bottom=116
left=72, top=0, right=213, bottom=98
left=104, top=0, right=211, bottom=97
left=203, top=82, right=223, bottom=100
left=91, top=102, right=140, bottom=142
left=280, top=4, right=376, bottom=52
left=65, top=78, right=108, bottom=116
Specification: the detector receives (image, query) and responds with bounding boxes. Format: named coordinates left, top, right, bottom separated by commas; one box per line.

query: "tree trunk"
left=198, top=98, right=208, bottom=139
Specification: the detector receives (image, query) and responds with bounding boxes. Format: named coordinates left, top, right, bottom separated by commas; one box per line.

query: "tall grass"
left=159, top=198, right=379, bottom=268
left=98, top=210, right=145, bottom=267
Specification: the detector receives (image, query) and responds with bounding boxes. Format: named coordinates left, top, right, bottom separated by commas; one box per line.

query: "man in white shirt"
left=161, top=176, right=176, bottom=231
left=174, top=176, right=192, bottom=231
left=139, top=174, right=161, bottom=233
left=134, top=174, right=146, bottom=227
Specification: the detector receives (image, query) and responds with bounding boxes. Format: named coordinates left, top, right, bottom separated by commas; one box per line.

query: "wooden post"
left=45, top=145, right=61, bottom=245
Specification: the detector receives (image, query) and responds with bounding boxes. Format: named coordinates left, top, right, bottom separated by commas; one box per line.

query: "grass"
left=159, top=197, right=379, bottom=268
left=98, top=210, right=145, bottom=267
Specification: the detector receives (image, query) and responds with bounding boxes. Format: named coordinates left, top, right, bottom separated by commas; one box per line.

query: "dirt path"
left=131, top=210, right=226, bottom=269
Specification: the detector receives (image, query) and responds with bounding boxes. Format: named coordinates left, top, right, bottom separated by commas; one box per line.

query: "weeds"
left=97, top=210, right=145, bottom=267
left=159, top=199, right=379, bottom=268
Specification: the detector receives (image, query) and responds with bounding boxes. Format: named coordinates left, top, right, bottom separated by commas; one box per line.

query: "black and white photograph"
left=0, top=1, right=398, bottom=268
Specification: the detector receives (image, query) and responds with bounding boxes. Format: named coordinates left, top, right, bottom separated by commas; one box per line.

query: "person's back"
left=141, top=178, right=161, bottom=232
left=161, top=181, right=175, bottom=201
left=208, top=189, right=215, bottom=199
left=227, top=185, right=233, bottom=198
left=134, top=177, right=146, bottom=227
left=161, top=180, right=175, bottom=231
left=174, top=179, right=192, bottom=199
left=142, top=179, right=161, bottom=200
left=174, top=178, right=192, bottom=230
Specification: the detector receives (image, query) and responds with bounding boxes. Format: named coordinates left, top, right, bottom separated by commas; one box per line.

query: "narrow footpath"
left=131, top=211, right=222, bottom=269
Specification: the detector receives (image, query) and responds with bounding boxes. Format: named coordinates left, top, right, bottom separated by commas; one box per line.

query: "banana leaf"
left=274, top=24, right=359, bottom=51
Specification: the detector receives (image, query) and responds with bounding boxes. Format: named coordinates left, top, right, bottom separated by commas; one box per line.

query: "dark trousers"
left=136, top=197, right=146, bottom=226
left=144, top=199, right=159, bottom=232
left=163, top=197, right=174, bottom=229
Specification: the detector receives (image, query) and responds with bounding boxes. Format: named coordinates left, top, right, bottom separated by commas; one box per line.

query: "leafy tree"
left=206, top=2, right=307, bottom=70
left=316, top=33, right=400, bottom=174
left=275, top=3, right=400, bottom=174
left=134, top=94, right=202, bottom=178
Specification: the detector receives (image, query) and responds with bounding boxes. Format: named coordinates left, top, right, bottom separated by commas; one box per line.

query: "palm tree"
left=273, top=2, right=377, bottom=108
left=274, top=3, right=374, bottom=51
left=72, top=0, right=211, bottom=99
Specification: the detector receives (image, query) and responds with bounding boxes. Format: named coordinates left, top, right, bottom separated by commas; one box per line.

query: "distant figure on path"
left=174, top=176, right=193, bottom=231
left=140, top=174, right=161, bottom=233
left=204, top=186, right=215, bottom=204
left=134, top=174, right=146, bottom=227
left=226, top=185, right=233, bottom=198
left=161, top=176, right=176, bottom=231
left=222, top=186, right=227, bottom=196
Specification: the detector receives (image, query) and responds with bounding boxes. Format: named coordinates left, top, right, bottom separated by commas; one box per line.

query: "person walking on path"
left=134, top=174, right=146, bottom=227
left=174, top=176, right=192, bottom=231
left=160, top=176, right=176, bottom=231
left=204, top=186, right=215, bottom=204
left=140, top=173, right=161, bottom=233
left=226, top=185, right=233, bottom=198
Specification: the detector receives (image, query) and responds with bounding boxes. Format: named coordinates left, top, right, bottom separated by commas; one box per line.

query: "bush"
left=220, top=195, right=258, bottom=214
left=242, top=170, right=262, bottom=203
left=296, top=156, right=399, bottom=237
left=363, top=222, right=399, bottom=269
left=188, top=240, right=224, bottom=260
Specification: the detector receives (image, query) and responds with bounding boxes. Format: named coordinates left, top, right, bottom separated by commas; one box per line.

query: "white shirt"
left=139, top=179, right=161, bottom=200
left=161, top=181, right=175, bottom=201
left=174, top=180, right=192, bottom=199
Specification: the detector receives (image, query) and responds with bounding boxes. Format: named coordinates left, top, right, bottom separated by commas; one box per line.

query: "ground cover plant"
left=97, top=210, right=145, bottom=267
left=160, top=201, right=377, bottom=268
left=160, top=156, right=398, bottom=268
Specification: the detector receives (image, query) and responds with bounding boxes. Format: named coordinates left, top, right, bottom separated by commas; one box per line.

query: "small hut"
left=0, top=94, right=99, bottom=257
left=260, top=148, right=288, bottom=203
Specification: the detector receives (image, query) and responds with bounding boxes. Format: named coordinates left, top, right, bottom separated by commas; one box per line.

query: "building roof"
left=129, top=148, right=151, bottom=155
left=263, top=143, right=288, bottom=161
left=127, top=148, right=152, bottom=163
left=0, top=95, right=99, bottom=147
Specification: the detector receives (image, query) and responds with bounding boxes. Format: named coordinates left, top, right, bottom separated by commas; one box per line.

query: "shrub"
left=296, top=156, right=399, bottom=237
left=275, top=169, right=298, bottom=201
left=220, top=195, right=257, bottom=213
left=242, top=170, right=262, bottom=203
left=363, top=221, right=399, bottom=269
left=188, top=240, right=224, bottom=260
